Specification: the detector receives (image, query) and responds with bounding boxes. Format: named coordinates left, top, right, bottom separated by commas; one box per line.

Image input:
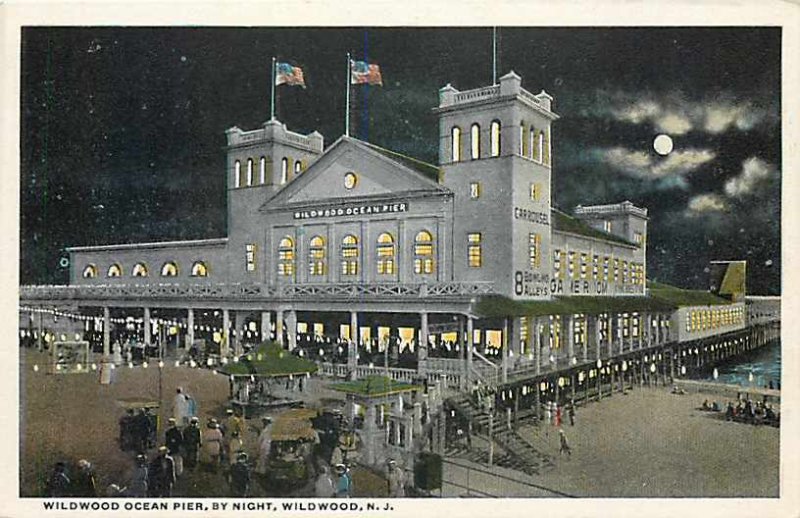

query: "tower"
left=223, top=120, right=324, bottom=283
left=434, top=72, right=559, bottom=299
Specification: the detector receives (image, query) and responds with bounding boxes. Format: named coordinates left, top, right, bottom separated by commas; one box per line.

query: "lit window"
left=530, top=183, right=541, bottom=201
left=107, top=264, right=122, bottom=277
left=553, top=249, right=562, bottom=278
left=613, top=258, right=620, bottom=282
left=603, top=220, right=612, bottom=233
left=535, top=130, right=544, bottom=162
left=592, top=255, right=599, bottom=279
left=634, top=232, right=644, bottom=245
left=260, top=157, right=267, bottom=184
left=603, top=257, right=610, bottom=280
left=277, top=238, right=294, bottom=277
left=451, top=126, right=461, bottom=162
left=529, top=233, right=541, bottom=269
left=234, top=160, right=242, bottom=188
left=580, top=253, right=588, bottom=279
left=414, top=231, right=435, bottom=274
left=470, top=124, right=480, bottom=160
left=246, top=158, right=254, bottom=186
left=530, top=128, right=538, bottom=160
left=622, top=261, right=629, bottom=283
left=281, top=158, right=289, bottom=184
left=82, top=264, right=97, bottom=278
left=470, top=182, right=481, bottom=199
left=468, top=233, right=482, bottom=268
left=132, top=263, right=148, bottom=277
left=245, top=244, right=257, bottom=272
left=490, top=120, right=501, bottom=157
left=294, top=160, right=302, bottom=176
left=377, top=233, right=396, bottom=275
left=161, top=262, right=179, bottom=277
left=542, top=129, right=551, bottom=166
left=568, top=251, right=576, bottom=278
left=191, top=261, right=208, bottom=277
left=519, top=123, right=525, bottom=156
left=308, top=235, right=326, bottom=276
left=341, top=234, right=359, bottom=276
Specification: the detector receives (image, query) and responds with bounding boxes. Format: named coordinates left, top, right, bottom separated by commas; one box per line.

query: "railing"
left=518, top=89, right=544, bottom=107
left=316, top=362, right=418, bottom=382
left=20, top=281, right=495, bottom=303
left=471, top=351, right=499, bottom=387
left=454, top=85, right=500, bottom=103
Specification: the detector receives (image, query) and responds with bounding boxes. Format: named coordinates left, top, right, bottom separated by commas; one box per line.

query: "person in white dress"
left=255, top=417, right=273, bottom=475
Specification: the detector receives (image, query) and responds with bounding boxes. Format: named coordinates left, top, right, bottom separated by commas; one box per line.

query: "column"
left=501, top=318, right=509, bottom=383
left=458, top=316, right=466, bottom=389
left=466, top=316, right=474, bottom=389
left=654, top=314, right=661, bottom=345
left=533, top=316, right=542, bottom=375
left=606, top=314, right=613, bottom=359
left=627, top=314, right=634, bottom=351
left=582, top=316, right=590, bottom=362
left=643, top=313, right=651, bottom=347
left=143, top=307, right=152, bottom=349
left=234, top=312, right=245, bottom=356
left=260, top=311, right=271, bottom=342
left=349, top=311, right=358, bottom=372
left=565, top=314, right=575, bottom=364
left=286, top=310, right=297, bottom=350
left=419, top=312, right=429, bottom=364
left=187, top=308, right=195, bottom=349
left=222, top=308, right=230, bottom=357
left=275, top=310, right=285, bottom=346
left=103, top=307, right=111, bottom=358
left=36, top=310, right=44, bottom=352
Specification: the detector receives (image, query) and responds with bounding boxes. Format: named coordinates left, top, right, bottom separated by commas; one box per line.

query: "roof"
left=476, top=281, right=732, bottom=318
left=217, top=342, right=318, bottom=377
left=551, top=209, right=637, bottom=247
left=361, top=140, right=441, bottom=183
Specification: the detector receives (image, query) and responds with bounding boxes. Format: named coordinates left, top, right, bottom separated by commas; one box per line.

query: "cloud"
left=686, top=193, right=728, bottom=214
left=600, top=147, right=715, bottom=179
left=724, top=157, right=776, bottom=198
left=587, top=90, right=775, bottom=135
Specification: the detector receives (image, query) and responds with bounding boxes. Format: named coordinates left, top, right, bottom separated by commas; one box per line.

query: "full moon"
left=653, top=134, right=674, bottom=155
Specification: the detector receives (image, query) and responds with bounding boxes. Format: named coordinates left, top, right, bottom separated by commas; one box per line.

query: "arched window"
left=414, top=230, right=435, bottom=274
left=308, top=235, right=326, bottom=276
left=451, top=126, right=461, bottom=162
left=132, top=263, right=149, bottom=277
left=82, top=264, right=98, bottom=278
left=281, top=158, right=289, bottom=184
left=542, top=129, right=551, bottom=165
left=259, top=156, right=267, bottom=184
left=246, top=158, right=254, bottom=186
left=376, top=232, right=395, bottom=275
left=519, top=122, right=525, bottom=156
left=278, top=237, right=295, bottom=277
left=161, top=261, right=179, bottom=277
left=470, top=123, right=480, bottom=160
left=107, top=263, right=122, bottom=277
left=530, top=127, right=537, bottom=160
left=490, top=120, right=501, bottom=157
left=191, top=261, right=208, bottom=277
left=535, top=130, right=544, bottom=163
left=234, top=160, right=242, bottom=188
left=341, top=234, right=359, bottom=276
left=294, top=160, right=302, bottom=176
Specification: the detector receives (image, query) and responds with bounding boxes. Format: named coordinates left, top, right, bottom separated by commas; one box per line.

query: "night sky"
left=20, top=27, right=781, bottom=294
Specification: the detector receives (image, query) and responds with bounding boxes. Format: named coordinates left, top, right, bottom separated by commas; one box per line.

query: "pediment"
left=261, top=137, right=447, bottom=211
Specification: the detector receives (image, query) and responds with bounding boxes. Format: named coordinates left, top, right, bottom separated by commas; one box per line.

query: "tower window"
left=281, top=158, right=289, bottom=184
left=234, top=160, right=242, bottom=188
left=490, top=120, right=501, bottom=157
left=278, top=238, right=294, bottom=277
left=470, top=123, right=480, bottom=160
left=592, top=255, right=599, bottom=279
left=580, top=253, right=588, bottom=279
left=107, top=263, right=122, bottom=277
left=468, top=233, right=482, bottom=268
left=132, top=263, right=149, bottom=277
left=469, top=182, right=481, bottom=199
left=294, top=160, right=302, bottom=176
left=543, top=129, right=551, bottom=166
left=519, top=122, right=525, bottom=156
left=530, top=183, right=541, bottom=201
left=245, top=244, right=257, bottom=272
left=376, top=233, right=396, bottom=275
left=246, top=158, right=254, bottom=186
left=414, top=230, right=435, bottom=274
left=260, top=157, right=267, bottom=184
left=553, top=249, right=563, bottom=279
left=529, top=233, right=541, bottom=269
left=161, top=261, right=179, bottom=277
left=534, top=130, right=544, bottom=163
left=530, top=128, right=537, bottom=160
left=451, top=126, right=461, bottom=162
left=82, top=264, right=98, bottom=278
left=308, top=235, right=326, bottom=276
left=191, top=261, right=208, bottom=277
left=341, top=234, right=359, bottom=276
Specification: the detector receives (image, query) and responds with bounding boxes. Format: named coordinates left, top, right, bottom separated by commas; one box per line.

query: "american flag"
left=275, top=62, right=306, bottom=88
left=350, top=60, right=383, bottom=86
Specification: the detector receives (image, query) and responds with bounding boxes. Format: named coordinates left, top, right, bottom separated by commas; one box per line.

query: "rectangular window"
left=622, top=261, right=629, bottom=283
left=580, top=253, right=588, bottom=279
left=567, top=251, right=576, bottom=279
left=530, top=183, right=541, bottom=201
left=245, top=243, right=256, bottom=272
left=529, top=233, right=541, bottom=269
left=603, top=256, right=610, bottom=280
left=468, top=233, right=482, bottom=267
left=553, top=249, right=562, bottom=278
left=634, top=232, right=644, bottom=245
left=613, top=259, right=620, bottom=283
left=592, top=255, right=599, bottom=279
left=603, top=220, right=612, bottom=233
left=469, top=182, right=481, bottom=199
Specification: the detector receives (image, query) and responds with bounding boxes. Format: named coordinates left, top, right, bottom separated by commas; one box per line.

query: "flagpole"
left=345, top=52, right=351, bottom=137
left=492, top=27, right=497, bottom=85
left=270, top=57, right=276, bottom=121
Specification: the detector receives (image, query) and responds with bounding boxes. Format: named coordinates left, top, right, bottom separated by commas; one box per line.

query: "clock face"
left=344, top=172, right=358, bottom=189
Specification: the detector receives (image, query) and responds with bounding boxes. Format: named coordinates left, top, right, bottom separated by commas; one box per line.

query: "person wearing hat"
left=224, top=408, right=245, bottom=442
left=127, top=454, right=148, bottom=497
left=44, top=461, right=70, bottom=497
left=386, top=459, right=405, bottom=497
left=255, top=416, right=273, bottom=475
left=148, top=446, right=176, bottom=497
left=182, top=417, right=202, bottom=470
left=73, top=459, right=98, bottom=497
left=314, top=464, right=335, bottom=497
left=165, top=418, right=184, bottom=477
left=173, top=387, right=193, bottom=427
left=227, top=431, right=244, bottom=466
left=334, top=464, right=352, bottom=498
left=228, top=452, right=251, bottom=497
left=201, top=419, right=223, bottom=471
left=558, top=429, right=571, bottom=456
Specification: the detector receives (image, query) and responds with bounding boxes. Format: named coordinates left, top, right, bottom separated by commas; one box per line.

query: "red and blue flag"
left=350, top=60, right=383, bottom=86
left=275, top=62, right=306, bottom=88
